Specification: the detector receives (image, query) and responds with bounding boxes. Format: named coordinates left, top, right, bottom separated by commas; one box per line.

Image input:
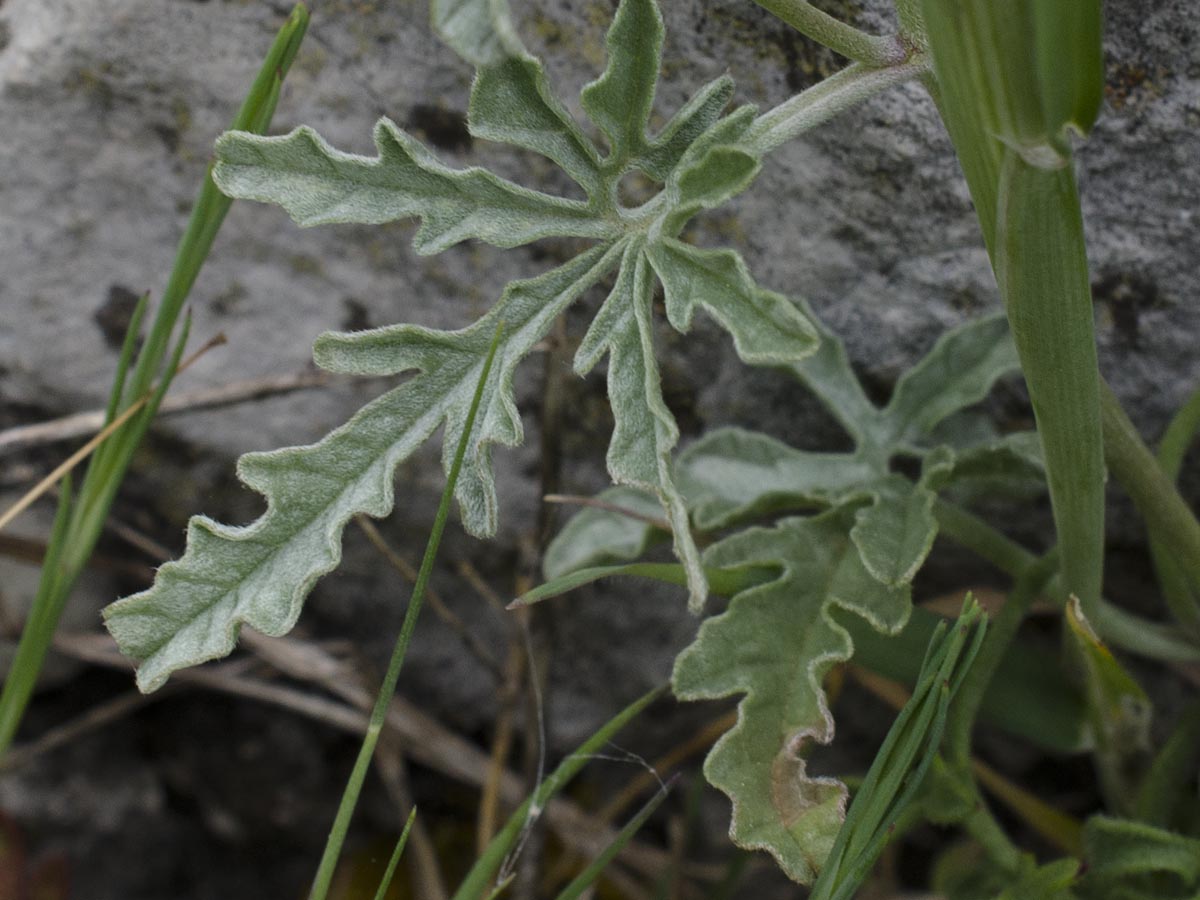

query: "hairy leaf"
left=648, top=238, right=818, bottom=364
left=1078, top=816, right=1200, bottom=900
left=673, top=507, right=911, bottom=883
left=883, top=312, right=1017, bottom=447
left=542, top=487, right=666, bottom=580
left=579, top=0, right=661, bottom=167
left=213, top=121, right=611, bottom=252
left=115, top=0, right=822, bottom=687
left=576, top=241, right=707, bottom=608
left=105, top=245, right=620, bottom=691
left=677, top=428, right=877, bottom=530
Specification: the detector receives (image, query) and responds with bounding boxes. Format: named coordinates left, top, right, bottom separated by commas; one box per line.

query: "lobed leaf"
left=881, top=312, right=1018, bottom=447
left=541, top=487, right=666, bottom=581
left=579, top=0, right=662, bottom=168
left=576, top=240, right=707, bottom=609
left=676, top=428, right=877, bottom=530
left=468, top=56, right=605, bottom=194
left=104, top=244, right=620, bottom=691
left=213, top=121, right=612, bottom=252
left=672, top=507, right=911, bottom=883
left=647, top=238, right=818, bottom=365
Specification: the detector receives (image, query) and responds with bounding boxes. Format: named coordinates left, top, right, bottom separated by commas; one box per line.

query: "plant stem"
left=931, top=499, right=1036, bottom=574
left=307, top=327, right=503, bottom=900
left=743, top=58, right=929, bottom=155
left=945, top=553, right=1058, bottom=771
left=1100, top=380, right=1200, bottom=605
left=960, top=794, right=1023, bottom=873
left=750, top=0, right=905, bottom=67
left=934, top=499, right=1200, bottom=663
left=1150, top=385, right=1200, bottom=635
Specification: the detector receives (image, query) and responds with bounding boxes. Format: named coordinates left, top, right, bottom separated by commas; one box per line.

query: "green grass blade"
left=451, top=686, right=664, bottom=900
left=308, top=323, right=504, bottom=900
left=371, top=807, right=418, bottom=900
left=810, top=598, right=986, bottom=900
left=0, top=475, right=73, bottom=748
left=0, top=5, right=309, bottom=755
left=554, top=779, right=673, bottom=900
left=102, top=291, right=149, bottom=426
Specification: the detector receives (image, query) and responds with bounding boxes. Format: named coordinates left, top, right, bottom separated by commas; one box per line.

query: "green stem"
left=960, top=794, right=1023, bottom=873
left=308, top=326, right=503, bottom=900
left=1150, top=385, right=1200, bottom=634
left=743, top=58, right=929, bottom=155
left=750, top=0, right=905, bottom=67
left=1100, top=380, right=1200, bottom=611
left=945, top=553, right=1059, bottom=771
left=932, top=499, right=1036, bottom=574
left=934, top=500, right=1200, bottom=663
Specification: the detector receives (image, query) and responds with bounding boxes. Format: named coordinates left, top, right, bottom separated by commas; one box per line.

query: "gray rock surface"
left=1, top=0, right=1198, bottom=896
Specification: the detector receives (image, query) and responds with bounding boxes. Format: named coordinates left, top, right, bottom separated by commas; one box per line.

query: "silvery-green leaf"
left=579, top=0, right=661, bottom=168
left=431, top=0, right=525, bottom=66
left=646, top=238, right=818, bottom=366
left=938, top=431, right=1045, bottom=485
left=575, top=241, right=706, bottom=608
left=882, top=312, right=1018, bottom=447
left=636, top=76, right=735, bottom=182
left=104, top=243, right=621, bottom=692
left=657, top=106, right=759, bottom=237
left=542, top=487, right=666, bottom=581
left=784, top=296, right=884, bottom=451
left=849, top=476, right=939, bottom=588
left=672, top=508, right=911, bottom=884
left=677, top=427, right=880, bottom=530
left=469, top=57, right=604, bottom=194
left=213, top=121, right=612, bottom=253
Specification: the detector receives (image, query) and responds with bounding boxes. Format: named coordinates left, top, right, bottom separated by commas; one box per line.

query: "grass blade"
left=308, top=323, right=504, bottom=900
left=451, top=685, right=664, bottom=900
left=0, top=4, right=309, bottom=754
left=371, top=807, right=418, bottom=900
left=554, top=778, right=674, bottom=900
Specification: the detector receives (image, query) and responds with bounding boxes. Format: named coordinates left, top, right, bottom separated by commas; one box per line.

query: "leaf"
left=212, top=121, right=612, bottom=253
left=881, top=312, right=1018, bottom=447
left=117, top=0, right=823, bottom=688
left=431, top=0, right=525, bottom=66
left=647, top=238, right=818, bottom=365
left=677, top=428, right=878, bottom=530
left=469, top=56, right=605, bottom=194
left=672, top=507, right=911, bottom=883
left=636, top=76, right=735, bottom=182
left=849, top=476, right=939, bottom=588
left=579, top=0, right=662, bottom=167
left=104, top=244, right=621, bottom=691
left=1078, top=816, right=1200, bottom=900
left=575, top=240, right=707, bottom=609
left=541, top=487, right=666, bottom=580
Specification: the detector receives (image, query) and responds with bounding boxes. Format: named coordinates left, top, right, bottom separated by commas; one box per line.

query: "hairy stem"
left=750, top=0, right=905, bottom=67
left=743, top=58, right=929, bottom=154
